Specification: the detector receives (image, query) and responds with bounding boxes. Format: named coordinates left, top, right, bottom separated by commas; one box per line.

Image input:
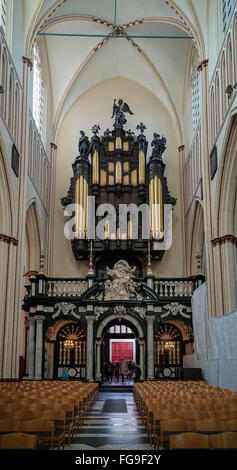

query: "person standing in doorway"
left=120, top=358, right=127, bottom=383
left=107, top=361, right=113, bottom=383
left=114, top=362, right=120, bottom=383
left=134, top=363, right=141, bottom=382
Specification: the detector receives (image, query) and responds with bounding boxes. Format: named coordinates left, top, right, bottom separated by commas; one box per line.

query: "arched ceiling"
left=27, top=0, right=206, bottom=141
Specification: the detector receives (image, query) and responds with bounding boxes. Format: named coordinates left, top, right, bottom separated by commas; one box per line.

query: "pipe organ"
left=61, top=100, right=176, bottom=276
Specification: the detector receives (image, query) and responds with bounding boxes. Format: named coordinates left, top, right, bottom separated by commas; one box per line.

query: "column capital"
left=22, top=56, right=33, bottom=71
left=178, top=145, right=185, bottom=152
left=96, top=339, right=102, bottom=346
left=34, top=315, right=45, bottom=322
left=146, top=315, right=155, bottom=324
left=50, top=142, right=58, bottom=150
left=86, top=315, right=95, bottom=323
left=138, top=339, right=145, bottom=346
left=197, top=59, right=209, bottom=72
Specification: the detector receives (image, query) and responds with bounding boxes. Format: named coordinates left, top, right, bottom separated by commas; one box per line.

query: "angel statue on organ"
left=111, top=98, right=134, bottom=128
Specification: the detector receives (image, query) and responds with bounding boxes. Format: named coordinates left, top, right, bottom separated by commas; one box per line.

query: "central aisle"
left=66, top=390, right=152, bottom=450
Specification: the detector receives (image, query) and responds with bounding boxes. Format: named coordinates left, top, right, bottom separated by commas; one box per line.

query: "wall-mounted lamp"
left=0, top=85, right=4, bottom=94
left=226, top=82, right=237, bottom=99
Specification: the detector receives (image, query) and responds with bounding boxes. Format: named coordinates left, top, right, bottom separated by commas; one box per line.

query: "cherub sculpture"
left=104, top=260, right=136, bottom=300
left=111, top=98, right=134, bottom=128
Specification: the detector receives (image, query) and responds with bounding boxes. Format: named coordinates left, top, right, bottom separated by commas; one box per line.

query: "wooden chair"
left=0, top=419, right=21, bottom=434
left=149, top=410, right=182, bottom=447
left=181, top=410, right=209, bottom=421
left=35, top=410, right=66, bottom=449
left=20, top=419, right=63, bottom=450
left=169, top=432, right=210, bottom=450
left=0, top=432, right=38, bottom=449
left=159, top=419, right=194, bottom=449
left=227, top=419, right=237, bottom=432
left=208, top=410, right=237, bottom=420
left=209, top=432, right=237, bottom=450
left=193, top=418, right=227, bottom=434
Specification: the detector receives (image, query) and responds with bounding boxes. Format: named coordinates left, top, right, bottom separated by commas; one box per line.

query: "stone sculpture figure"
left=104, top=260, right=136, bottom=300
left=78, top=130, right=90, bottom=156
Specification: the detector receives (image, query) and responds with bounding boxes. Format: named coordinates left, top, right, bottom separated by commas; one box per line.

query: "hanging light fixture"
left=164, top=341, right=175, bottom=351
left=64, top=339, right=76, bottom=349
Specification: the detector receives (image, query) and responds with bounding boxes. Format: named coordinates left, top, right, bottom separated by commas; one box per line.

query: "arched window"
left=226, top=35, right=234, bottom=85
left=222, top=0, right=237, bottom=34
left=33, top=43, right=44, bottom=136
left=0, top=49, right=7, bottom=116
left=215, top=72, right=221, bottom=133
left=210, top=86, right=215, bottom=147
left=14, top=83, right=19, bottom=145
left=192, top=69, right=200, bottom=135
left=0, top=0, right=7, bottom=35
left=8, top=68, right=13, bottom=131
left=221, top=52, right=227, bottom=116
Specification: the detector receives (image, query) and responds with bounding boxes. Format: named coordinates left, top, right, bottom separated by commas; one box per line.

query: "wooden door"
left=112, top=342, right=133, bottom=364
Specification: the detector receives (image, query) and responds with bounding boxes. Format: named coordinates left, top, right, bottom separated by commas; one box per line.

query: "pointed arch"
left=189, top=200, right=205, bottom=276
left=25, top=200, right=41, bottom=275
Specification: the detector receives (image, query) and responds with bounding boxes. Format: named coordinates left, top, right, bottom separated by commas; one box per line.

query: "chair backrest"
left=209, top=432, right=237, bottom=449
left=0, top=432, right=38, bottom=449
left=0, top=419, right=21, bottom=432
left=208, top=410, right=237, bottom=420
left=19, top=420, right=54, bottom=433
left=227, top=419, right=237, bottom=431
left=181, top=410, right=209, bottom=420
left=194, top=418, right=227, bottom=433
left=169, top=432, right=210, bottom=449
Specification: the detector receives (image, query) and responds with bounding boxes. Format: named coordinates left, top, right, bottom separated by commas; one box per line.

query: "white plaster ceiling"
left=32, top=0, right=199, bottom=139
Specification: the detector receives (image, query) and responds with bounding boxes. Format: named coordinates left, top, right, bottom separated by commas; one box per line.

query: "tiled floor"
left=65, top=391, right=153, bottom=450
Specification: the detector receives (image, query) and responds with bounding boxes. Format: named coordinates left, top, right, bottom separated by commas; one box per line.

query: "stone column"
left=34, top=316, right=45, bottom=380
left=146, top=316, right=155, bottom=380
left=28, top=317, right=36, bottom=379
left=86, top=316, right=95, bottom=382
left=138, top=339, right=145, bottom=380
left=95, top=339, right=102, bottom=382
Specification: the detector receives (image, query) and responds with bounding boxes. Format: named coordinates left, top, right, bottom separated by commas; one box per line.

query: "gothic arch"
left=189, top=200, right=205, bottom=276
left=25, top=200, right=41, bottom=275
left=0, top=138, right=15, bottom=236
left=213, top=112, right=237, bottom=314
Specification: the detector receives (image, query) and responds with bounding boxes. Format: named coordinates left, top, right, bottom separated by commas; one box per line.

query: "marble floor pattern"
left=65, top=391, right=153, bottom=450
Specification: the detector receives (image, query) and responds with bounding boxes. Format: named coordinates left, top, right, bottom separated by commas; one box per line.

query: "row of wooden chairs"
left=155, top=417, right=237, bottom=449
left=0, top=381, right=98, bottom=449
left=169, top=432, right=237, bottom=450
left=134, top=381, right=237, bottom=449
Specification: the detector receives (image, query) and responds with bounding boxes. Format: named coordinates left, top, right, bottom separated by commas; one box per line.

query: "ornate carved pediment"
left=52, top=302, right=81, bottom=320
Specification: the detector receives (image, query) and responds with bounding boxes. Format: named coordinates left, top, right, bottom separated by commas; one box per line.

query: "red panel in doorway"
left=112, top=342, right=133, bottom=364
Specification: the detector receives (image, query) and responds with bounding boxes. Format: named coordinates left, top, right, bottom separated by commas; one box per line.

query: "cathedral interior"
left=0, top=0, right=237, bottom=453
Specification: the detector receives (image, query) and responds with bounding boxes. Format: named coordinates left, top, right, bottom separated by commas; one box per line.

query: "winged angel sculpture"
left=111, top=99, right=134, bottom=128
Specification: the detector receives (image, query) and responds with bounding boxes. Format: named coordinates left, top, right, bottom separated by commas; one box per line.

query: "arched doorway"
left=101, top=319, right=139, bottom=383
left=96, top=311, right=145, bottom=382
left=53, top=322, right=86, bottom=380
left=154, top=322, right=183, bottom=379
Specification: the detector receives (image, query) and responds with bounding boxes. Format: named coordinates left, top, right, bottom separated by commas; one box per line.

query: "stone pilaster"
left=28, top=317, right=36, bottom=379
left=95, top=339, right=102, bottom=382
left=146, top=315, right=155, bottom=380
left=34, top=316, right=45, bottom=380
left=86, top=315, right=95, bottom=382
left=138, top=339, right=145, bottom=380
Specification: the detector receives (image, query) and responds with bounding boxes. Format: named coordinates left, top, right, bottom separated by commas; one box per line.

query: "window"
left=33, top=43, right=44, bottom=136
left=0, top=0, right=7, bottom=35
left=222, top=0, right=237, bottom=34
left=192, top=69, right=200, bottom=135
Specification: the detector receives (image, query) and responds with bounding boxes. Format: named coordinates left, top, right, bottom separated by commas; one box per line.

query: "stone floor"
left=65, top=391, right=153, bottom=450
